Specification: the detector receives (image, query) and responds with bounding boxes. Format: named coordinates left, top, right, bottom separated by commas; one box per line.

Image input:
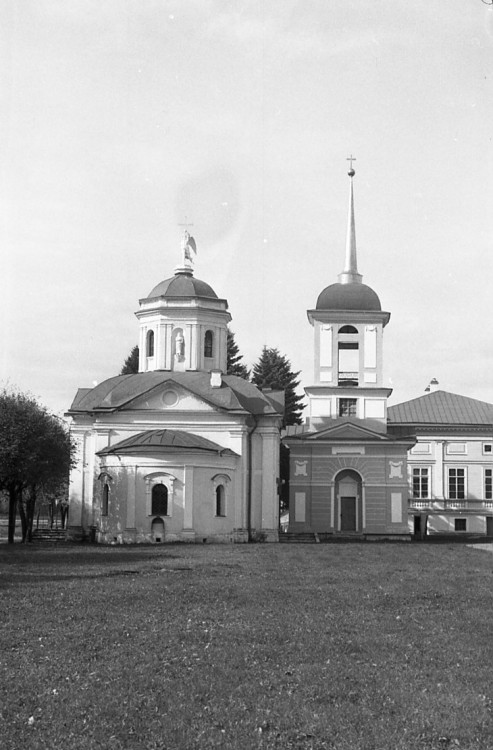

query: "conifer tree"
left=121, top=345, right=139, bottom=375
left=226, top=329, right=250, bottom=380
left=251, top=346, right=304, bottom=426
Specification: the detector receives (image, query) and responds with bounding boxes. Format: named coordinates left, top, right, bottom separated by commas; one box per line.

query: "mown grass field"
left=1, top=542, right=492, bottom=750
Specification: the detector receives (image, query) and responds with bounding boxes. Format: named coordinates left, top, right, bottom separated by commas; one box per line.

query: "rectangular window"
left=338, top=398, right=357, bottom=417
left=485, top=469, right=492, bottom=500
left=454, top=518, right=467, bottom=532
left=412, top=468, right=429, bottom=499
left=483, top=443, right=492, bottom=455
left=448, top=468, right=466, bottom=500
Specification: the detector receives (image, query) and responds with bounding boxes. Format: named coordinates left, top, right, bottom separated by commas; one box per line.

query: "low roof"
left=98, top=429, right=238, bottom=456
left=388, top=390, right=493, bottom=426
left=283, top=418, right=415, bottom=445
left=68, top=372, right=284, bottom=418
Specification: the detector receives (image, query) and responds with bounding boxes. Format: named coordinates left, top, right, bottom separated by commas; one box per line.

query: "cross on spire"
left=178, top=216, right=194, bottom=231
left=346, top=154, right=356, bottom=175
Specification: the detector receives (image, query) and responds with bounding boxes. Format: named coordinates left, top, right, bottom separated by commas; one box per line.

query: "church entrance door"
left=340, top=497, right=356, bottom=531
left=335, top=469, right=362, bottom=533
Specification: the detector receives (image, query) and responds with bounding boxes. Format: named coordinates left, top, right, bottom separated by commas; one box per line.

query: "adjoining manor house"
left=67, top=167, right=493, bottom=543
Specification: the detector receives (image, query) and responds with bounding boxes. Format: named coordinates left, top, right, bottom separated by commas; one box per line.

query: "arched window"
left=152, top=484, right=168, bottom=515
left=146, top=330, right=155, bottom=358
left=215, top=485, right=226, bottom=517
left=204, top=330, right=214, bottom=358
left=339, top=325, right=358, bottom=334
left=102, top=484, right=109, bottom=516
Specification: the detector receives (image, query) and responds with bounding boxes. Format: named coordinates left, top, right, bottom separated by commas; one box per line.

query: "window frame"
left=102, top=484, right=109, bottom=516
left=212, top=474, right=230, bottom=518
left=485, top=468, right=492, bottom=501
left=412, top=466, right=430, bottom=500
left=99, top=472, right=113, bottom=517
left=215, top=484, right=226, bottom=517
left=204, top=330, right=214, bottom=359
left=146, top=329, right=155, bottom=358
left=151, top=483, right=169, bottom=516
left=144, top=473, right=176, bottom=517
left=447, top=467, right=466, bottom=500
left=454, top=518, right=467, bottom=532
left=338, top=398, right=357, bottom=418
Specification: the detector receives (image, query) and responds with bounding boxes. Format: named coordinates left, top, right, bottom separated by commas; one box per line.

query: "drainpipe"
left=246, top=415, right=258, bottom=542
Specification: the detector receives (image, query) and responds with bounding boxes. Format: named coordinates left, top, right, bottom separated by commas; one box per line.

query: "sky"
left=1, top=0, right=493, bottom=418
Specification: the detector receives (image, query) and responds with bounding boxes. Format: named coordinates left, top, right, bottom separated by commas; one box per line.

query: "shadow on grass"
left=0, top=566, right=195, bottom=587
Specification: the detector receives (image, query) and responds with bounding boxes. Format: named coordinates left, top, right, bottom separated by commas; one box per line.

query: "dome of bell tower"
left=316, top=282, right=382, bottom=312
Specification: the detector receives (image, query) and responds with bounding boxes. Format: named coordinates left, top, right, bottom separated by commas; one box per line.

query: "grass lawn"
left=0, top=543, right=492, bottom=750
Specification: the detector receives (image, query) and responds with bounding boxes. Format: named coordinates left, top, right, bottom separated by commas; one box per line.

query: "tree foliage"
left=251, top=347, right=304, bottom=427
left=121, top=345, right=139, bottom=375
left=226, top=329, right=250, bottom=380
left=0, top=389, right=76, bottom=543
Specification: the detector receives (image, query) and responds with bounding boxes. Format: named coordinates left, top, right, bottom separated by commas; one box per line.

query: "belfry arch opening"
left=338, top=325, right=358, bottom=334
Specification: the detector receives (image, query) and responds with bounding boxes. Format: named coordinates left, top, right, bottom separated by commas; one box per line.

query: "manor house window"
left=412, top=467, right=429, bottom=499
left=485, top=469, right=492, bottom=500
left=448, top=468, right=466, bottom=500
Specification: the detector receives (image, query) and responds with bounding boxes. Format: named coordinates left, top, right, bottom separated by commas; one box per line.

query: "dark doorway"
left=486, top=517, right=493, bottom=537
left=340, top=497, right=356, bottom=531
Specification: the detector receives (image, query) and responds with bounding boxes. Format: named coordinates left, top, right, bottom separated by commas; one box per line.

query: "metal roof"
left=67, top=372, right=284, bottom=418
left=98, top=429, right=238, bottom=456
left=146, top=270, right=218, bottom=300
left=388, top=390, right=493, bottom=426
left=316, top=282, right=382, bottom=312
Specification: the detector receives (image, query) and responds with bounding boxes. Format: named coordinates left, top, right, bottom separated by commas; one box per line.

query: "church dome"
left=147, top=270, right=218, bottom=300
left=316, top=282, right=381, bottom=311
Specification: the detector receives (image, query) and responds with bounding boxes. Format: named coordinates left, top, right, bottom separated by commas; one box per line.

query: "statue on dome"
left=182, top=230, right=197, bottom=267
left=175, top=331, right=185, bottom=360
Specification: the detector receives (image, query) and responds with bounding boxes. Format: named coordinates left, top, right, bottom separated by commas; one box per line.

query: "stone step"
left=279, top=532, right=317, bottom=544
left=31, top=529, right=68, bottom=543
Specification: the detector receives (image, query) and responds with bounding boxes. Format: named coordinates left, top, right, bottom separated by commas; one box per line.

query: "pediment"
left=306, top=420, right=391, bottom=442
left=124, top=381, right=216, bottom=413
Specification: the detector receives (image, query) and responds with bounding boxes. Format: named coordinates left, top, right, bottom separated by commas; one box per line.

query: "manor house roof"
left=388, top=390, right=493, bottom=427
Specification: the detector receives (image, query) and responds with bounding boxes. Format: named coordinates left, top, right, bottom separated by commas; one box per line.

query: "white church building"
left=66, top=239, right=283, bottom=544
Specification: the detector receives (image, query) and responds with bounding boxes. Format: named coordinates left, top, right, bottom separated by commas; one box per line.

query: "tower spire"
left=338, top=157, right=362, bottom=285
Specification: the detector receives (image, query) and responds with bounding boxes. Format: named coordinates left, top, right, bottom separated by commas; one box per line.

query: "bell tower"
left=135, top=232, right=231, bottom=374
left=305, top=163, right=392, bottom=431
